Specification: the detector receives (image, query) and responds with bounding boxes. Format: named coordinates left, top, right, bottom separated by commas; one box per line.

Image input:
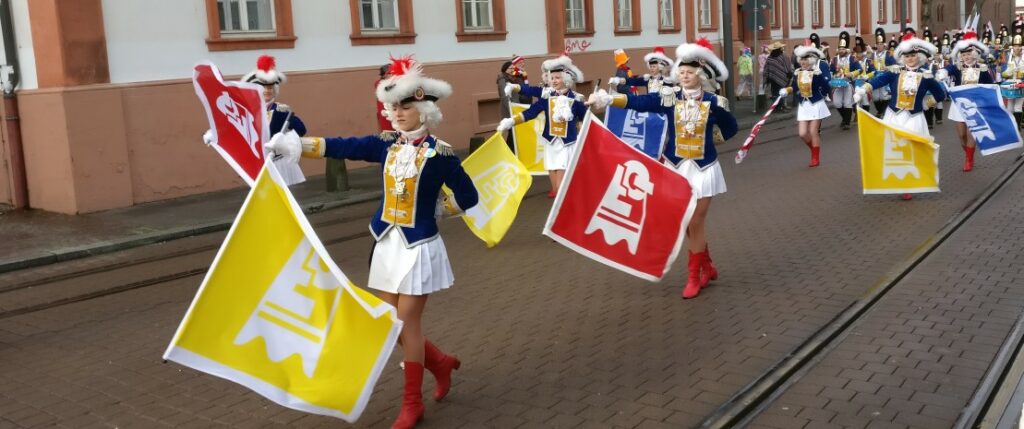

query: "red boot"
left=901, top=193, right=913, bottom=200
left=809, top=146, right=820, bottom=167
left=963, top=145, right=975, bottom=172
left=547, top=190, right=556, bottom=198
left=682, top=251, right=702, bottom=299
left=391, top=362, right=425, bottom=429
left=699, top=246, right=717, bottom=288
left=423, top=341, right=460, bottom=401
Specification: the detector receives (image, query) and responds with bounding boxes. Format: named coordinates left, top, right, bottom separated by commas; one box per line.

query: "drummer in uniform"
left=922, top=27, right=945, bottom=128
left=830, top=31, right=861, bottom=130
left=854, top=36, right=876, bottom=112
left=870, top=28, right=898, bottom=117
left=1001, top=19, right=1024, bottom=129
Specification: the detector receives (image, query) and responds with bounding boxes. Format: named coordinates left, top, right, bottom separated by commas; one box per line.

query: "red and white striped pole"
left=735, top=95, right=784, bottom=164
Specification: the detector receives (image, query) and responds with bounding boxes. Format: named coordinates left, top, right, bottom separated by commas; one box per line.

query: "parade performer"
left=780, top=40, right=831, bottom=167
left=938, top=30, right=992, bottom=171
left=854, top=37, right=877, bottom=112
left=831, top=31, right=862, bottom=130
left=587, top=38, right=738, bottom=299
left=1002, top=19, right=1024, bottom=129
left=497, top=55, right=588, bottom=198
left=855, top=32, right=947, bottom=200
left=242, top=55, right=306, bottom=137
left=613, top=49, right=637, bottom=94
left=266, top=56, right=478, bottom=429
left=608, top=46, right=677, bottom=99
left=871, top=28, right=898, bottom=117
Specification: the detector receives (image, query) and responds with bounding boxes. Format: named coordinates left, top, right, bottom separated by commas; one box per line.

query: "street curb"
left=0, top=112, right=794, bottom=276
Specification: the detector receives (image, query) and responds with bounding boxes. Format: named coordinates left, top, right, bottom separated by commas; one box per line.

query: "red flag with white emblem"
left=543, top=112, right=696, bottom=281
left=193, top=61, right=268, bottom=186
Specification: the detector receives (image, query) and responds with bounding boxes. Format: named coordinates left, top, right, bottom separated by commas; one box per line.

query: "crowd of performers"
left=235, top=20, right=1024, bottom=426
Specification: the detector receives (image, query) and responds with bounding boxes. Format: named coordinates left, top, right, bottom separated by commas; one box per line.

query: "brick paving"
left=1, top=115, right=1022, bottom=428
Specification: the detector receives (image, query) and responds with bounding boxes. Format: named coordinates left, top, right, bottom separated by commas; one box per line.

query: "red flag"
left=193, top=61, right=268, bottom=185
left=543, top=113, right=696, bottom=281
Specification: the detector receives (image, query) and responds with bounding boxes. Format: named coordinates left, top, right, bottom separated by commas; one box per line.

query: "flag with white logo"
left=163, top=161, right=401, bottom=422
left=857, top=107, right=940, bottom=194
left=510, top=102, right=548, bottom=175
left=604, top=106, right=667, bottom=159
left=949, top=85, right=1023, bottom=155
left=194, top=61, right=269, bottom=185
left=459, top=133, right=532, bottom=247
left=543, top=113, right=696, bottom=281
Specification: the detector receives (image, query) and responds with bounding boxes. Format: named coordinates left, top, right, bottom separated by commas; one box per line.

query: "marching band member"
left=938, top=30, right=992, bottom=171
left=242, top=55, right=307, bottom=137
left=613, top=49, right=637, bottom=94
left=855, top=32, right=947, bottom=200
left=831, top=31, right=862, bottom=130
left=608, top=46, right=678, bottom=101
left=780, top=40, right=831, bottom=167
left=587, top=38, right=738, bottom=300
left=266, top=56, right=478, bottom=429
left=871, top=28, right=898, bottom=117
left=1002, top=19, right=1024, bottom=129
left=497, top=55, right=589, bottom=198
left=854, top=37, right=877, bottom=112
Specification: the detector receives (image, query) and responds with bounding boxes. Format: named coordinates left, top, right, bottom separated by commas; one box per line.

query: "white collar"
left=398, top=125, right=429, bottom=141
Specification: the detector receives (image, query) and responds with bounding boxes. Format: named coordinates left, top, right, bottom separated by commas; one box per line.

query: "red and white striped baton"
left=735, top=94, right=784, bottom=164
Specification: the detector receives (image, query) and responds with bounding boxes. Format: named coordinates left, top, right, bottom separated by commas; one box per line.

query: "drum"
left=1000, top=82, right=1024, bottom=99
left=829, top=78, right=850, bottom=88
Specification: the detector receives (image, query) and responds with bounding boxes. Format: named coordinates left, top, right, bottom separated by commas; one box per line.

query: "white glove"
left=608, top=76, right=624, bottom=86
left=935, top=69, right=948, bottom=82
left=503, top=83, right=515, bottom=98
left=586, top=89, right=613, bottom=109
left=814, top=68, right=822, bottom=75
left=496, top=117, right=516, bottom=132
left=778, top=88, right=789, bottom=97
left=265, top=130, right=302, bottom=163
left=643, top=73, right=652, bottom=80
left=853, top=87, right=867, bottom=104
left=202, top=129, right=215, bottom=146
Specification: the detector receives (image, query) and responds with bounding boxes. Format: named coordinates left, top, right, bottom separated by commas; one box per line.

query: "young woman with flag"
left=855, top=32, right=947, bottom=200
left=266, top=56, right=478, bottom=429
left=778, top=41, right=831, bottom=167
left=938, top=30, right=992, bottom=172
left=586, top=38, right=738, bottom=300
left=497, top=55, right=589, bottom=199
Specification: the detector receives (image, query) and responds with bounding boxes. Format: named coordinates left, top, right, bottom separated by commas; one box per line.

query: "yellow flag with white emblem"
left=163, top=161, right=401, bottom=422
left=857, top=107, right=940, bottom=194
left=511, top=102, right=548, bottom=175
left=460, top=133, right=533, bottom=247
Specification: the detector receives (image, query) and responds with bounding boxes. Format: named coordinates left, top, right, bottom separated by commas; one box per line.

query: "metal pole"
left=722, top=0, right=736, bottom=105
left=752, top=3, right=759, bottom=112
left=900, top=0, right=908, bottom=33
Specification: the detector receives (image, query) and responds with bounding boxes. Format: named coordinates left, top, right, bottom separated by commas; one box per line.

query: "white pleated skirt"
left=544, top=138, right=576, bottom=171
left=672, top=159, right=727, bottom=199
left=797, top=99, right=832, bottom=121
left=367, top=228, right=454, bottom=296
left=946, top=101, right=965, bottom=122
left=883, top=109, right=930, bottom=136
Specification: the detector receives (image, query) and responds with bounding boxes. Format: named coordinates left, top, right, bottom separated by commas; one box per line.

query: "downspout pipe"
left=0, top=0, right=26, bottom=209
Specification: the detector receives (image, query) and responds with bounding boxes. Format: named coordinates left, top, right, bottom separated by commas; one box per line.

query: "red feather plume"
left=388, top=55, right=416, bottom=77
left=964, top=30, right=978, bottom=40
left=696, top=38, right=713, bottom=50
left=653, top=46, right=665, bottom=54
left=256, top=55, right=275, bottom=72
left=902, top=32, right=914, bottom=41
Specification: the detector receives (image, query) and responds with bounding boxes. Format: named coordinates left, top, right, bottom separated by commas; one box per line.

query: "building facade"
left=0, top=0, right=919, bottom=214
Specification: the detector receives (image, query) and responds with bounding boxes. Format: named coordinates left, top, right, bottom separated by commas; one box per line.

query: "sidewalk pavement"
left=0, top=98, right=790, bottom=274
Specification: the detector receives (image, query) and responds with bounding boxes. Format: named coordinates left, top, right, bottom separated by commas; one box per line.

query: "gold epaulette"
left=275, top=103, right=292, bottom=112
left=434, top=140, right=455, bottom=156
left=379, top=131, right=399, bottom=141
left=716, top=95, right=730, bottom=112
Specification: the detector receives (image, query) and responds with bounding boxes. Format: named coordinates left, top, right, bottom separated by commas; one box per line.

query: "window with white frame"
left=829, top=0, right=839, bottom=24
left=660, top=0, right=674, bottom=28
left=877, top=0, right=885, bottom=22
left=566, top=0, right=586, bottom=32
left=812, top=0, right=821, bottom=25
left=461, top=0, right=493, bottom=30
left=771, top=0, right=779, bottom=26
left=616, top=0, right=632, bottom=29
left=790, top=0, right=801, bottom=25
left=360, top=0, right=399, bottom=31
left=891, top=0, right=898, bottom=22
left=699, top=0, right=712, bottom=27
left=217, top=0, right=275, bottom=34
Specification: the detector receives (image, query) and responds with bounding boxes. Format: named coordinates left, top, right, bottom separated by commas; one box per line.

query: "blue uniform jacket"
left=322, top=134, right=478, bottom=247
left=790, top=70, right=832, bottom=104
left=623, top=91, right=738, bottom=168
left=944, top=64, right=994, bottom=85
left=268, top=102, right=307, bottom=136
left=519, top=90, right=589, bottom=145
left=866, top=66, right=948, bottom=114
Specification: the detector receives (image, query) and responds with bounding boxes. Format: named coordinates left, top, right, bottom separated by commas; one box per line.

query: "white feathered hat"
left=895, top=32, right=938, bottom=57
left=951, top=30, right=988, bottom=57
left=644, top=47, right=674, bottom=68
left=675, top=38, right=729, bottom=82
left=794, top=39, right=825, bottom=59
left=544, top=55, right=585, bottom=85
left=242, top=55, right=286, bottom=85
left=375, top=56, right=452, bottom=105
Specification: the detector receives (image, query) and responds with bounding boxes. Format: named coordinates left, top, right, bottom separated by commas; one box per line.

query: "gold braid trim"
left=434, top=140, right=455, bottom=156
left=610, top=94, right=628, bottom=108
left=299, top=137, right=326, bottom=158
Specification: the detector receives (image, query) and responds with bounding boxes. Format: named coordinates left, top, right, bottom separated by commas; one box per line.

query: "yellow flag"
left=461, top=133, right=533, bottom=247
left=857, top=108, right=940, bottom=194
left=163, top=162, right=401, bottom=422
left=510, top=102, right=548, bottom=175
